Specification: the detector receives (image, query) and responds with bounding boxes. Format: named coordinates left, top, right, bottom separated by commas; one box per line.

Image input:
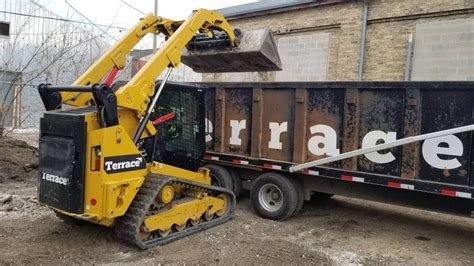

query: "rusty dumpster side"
left=190, top=81, right=474, bottom=219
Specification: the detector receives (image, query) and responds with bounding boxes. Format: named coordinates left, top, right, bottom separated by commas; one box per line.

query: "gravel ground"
left=1, top=137, right=473, bottom=265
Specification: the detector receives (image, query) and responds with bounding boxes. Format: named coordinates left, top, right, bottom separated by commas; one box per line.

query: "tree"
left=0, top=2, right=112, bottom=138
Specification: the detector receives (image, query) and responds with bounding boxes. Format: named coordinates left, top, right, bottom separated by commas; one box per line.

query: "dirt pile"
left=0, top=137, right=38, bottom=186
left=0, top=137, right=43, bottom=218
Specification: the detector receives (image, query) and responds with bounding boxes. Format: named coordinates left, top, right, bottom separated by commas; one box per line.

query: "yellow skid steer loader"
left=36, top=9, right=280, bottom=249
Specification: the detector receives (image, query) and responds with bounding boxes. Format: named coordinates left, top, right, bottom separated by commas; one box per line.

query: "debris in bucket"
left=182, top=28, right=282, bottom=73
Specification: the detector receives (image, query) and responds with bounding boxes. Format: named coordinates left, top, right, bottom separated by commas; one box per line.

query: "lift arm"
left=60, top=9, right=237, bottom=109
left=114, top=9, right=237, bottom=113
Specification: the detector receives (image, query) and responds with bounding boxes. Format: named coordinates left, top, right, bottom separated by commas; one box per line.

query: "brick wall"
left=412, top=18, right=474, bottom=81
left=363, top=1, right=473, bottom=80
left=203, top=0, right=474, bottom=82
left=276, top=33, right=330, bottom=81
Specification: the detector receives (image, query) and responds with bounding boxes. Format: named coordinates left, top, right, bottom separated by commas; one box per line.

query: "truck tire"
left=204, top=164, right=233, bottom=192
left=289, top=178, right=305, bottom=215
left=228, top=168, right=242, bottom=198
left=251, top=172, right=299, bottom=220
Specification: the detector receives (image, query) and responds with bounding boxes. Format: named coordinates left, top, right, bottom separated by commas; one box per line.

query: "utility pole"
left=152, top=0, right=158, bottom=53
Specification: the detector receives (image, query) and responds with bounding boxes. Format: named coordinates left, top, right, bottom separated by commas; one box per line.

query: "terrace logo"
left=104, top=154, right=146, bottom=174
left=205, top=119, right=465, bottom=170
left=41, top=172, right=69, bottom=186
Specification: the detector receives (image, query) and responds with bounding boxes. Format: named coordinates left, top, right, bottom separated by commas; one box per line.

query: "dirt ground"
left=1, top=137, right=473, bottom=265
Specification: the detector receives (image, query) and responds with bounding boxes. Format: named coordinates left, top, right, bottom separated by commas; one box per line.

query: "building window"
left=0, top=22, right=10, bottom=37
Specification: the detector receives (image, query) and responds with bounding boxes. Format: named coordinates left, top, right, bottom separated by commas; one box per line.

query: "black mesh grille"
left=153, top=83, right=205, bottom=171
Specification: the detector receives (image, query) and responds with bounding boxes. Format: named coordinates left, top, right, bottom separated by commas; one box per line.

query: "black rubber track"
left=115, top=174, right=236, bottom=249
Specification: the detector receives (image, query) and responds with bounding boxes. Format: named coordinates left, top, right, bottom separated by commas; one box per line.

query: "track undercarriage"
left=116, top=174, right=235, bottom=249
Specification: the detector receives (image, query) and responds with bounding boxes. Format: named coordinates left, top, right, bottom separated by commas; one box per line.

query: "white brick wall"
left=412, top=18, right=474, bottom=81
left=276, top=32, right=330, bottom=81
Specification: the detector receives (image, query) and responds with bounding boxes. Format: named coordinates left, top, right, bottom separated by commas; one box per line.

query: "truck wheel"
left=204, top=164, right=233, bottom=192
left=228, top=168, right=242, bottom=198
left=251, top=172, right=299, bottom=220
left=289, top=178, right=305, bottom=215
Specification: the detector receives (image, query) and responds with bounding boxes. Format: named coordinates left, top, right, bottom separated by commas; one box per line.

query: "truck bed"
left=166, top=81, right=474, bottom=217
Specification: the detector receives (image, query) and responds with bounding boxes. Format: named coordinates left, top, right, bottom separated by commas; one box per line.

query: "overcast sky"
left=32, top=0, right=256, bottom=47
left=38, top=0, right=256, bottom=29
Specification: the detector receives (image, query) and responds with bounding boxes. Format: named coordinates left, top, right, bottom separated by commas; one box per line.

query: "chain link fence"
left=0, top=0, right=120, bottom=146
left=1, top=81, right=42, bottom=147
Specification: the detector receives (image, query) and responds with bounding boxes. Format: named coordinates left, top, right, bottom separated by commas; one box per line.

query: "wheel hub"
left=157, top=185, right=174, bottom=204
left=258, top=183, right=283, bottom=212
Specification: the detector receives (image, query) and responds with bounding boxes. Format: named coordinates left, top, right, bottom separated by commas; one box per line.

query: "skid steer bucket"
left=182, top=28, right=281, bottom=73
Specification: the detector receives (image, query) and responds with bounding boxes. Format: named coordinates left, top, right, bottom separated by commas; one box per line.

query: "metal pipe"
left=357, top=0, right=369, bottom=81
left=133, top=67, right=173, bottom=144
left=152, top=0, right=158, bottom=53
left=404, top=34, right=414, bottom=81
left=41, top=85, right=93, bottom=92
left=289, top=124, right=474, bottom=172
